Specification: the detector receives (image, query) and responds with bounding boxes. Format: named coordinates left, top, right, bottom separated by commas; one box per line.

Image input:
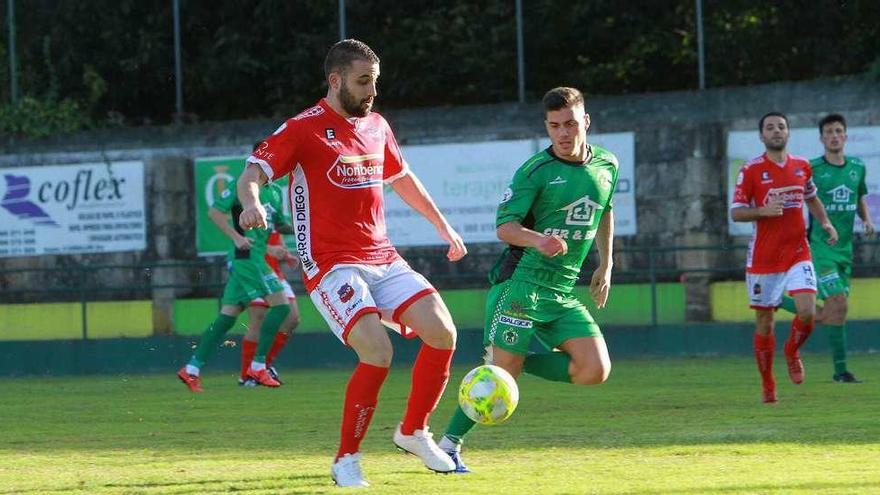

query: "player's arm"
left=730, top=198, right=783, bottom=222
left=590, top=210, right=614, bottom=309
left=858, top=194, right=876, bottom=236
left=208, top=207, right=252, bottom=250
left=237, top=164, right=269, bottom=230
left=390, top=172, right=467, bottom=262
left=805, top=196, right=838, bottom=245
left=496, top=221, right=567, bottom=257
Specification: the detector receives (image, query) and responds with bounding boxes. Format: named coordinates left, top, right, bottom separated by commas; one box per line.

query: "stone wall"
left=2, top=76, right=879, bottom=323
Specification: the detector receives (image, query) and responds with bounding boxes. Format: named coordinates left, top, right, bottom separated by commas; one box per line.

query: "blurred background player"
left=239, top=230, right=301, bottom=386
left=176, top=177, right=293, bottom=391
left=778, top=113, right=875, bottom=383
left=237, top=39, right=467, bottom=487
left=438, top=87, right=616, bottom=473
left=730, top=112, right=838, bottom=404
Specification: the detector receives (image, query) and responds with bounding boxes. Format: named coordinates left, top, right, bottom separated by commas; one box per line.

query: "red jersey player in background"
left=240, top=231, right=301, bottom=386
left=731, top=112, right=838, bottom=404
left=237, top=39, right=466, bottom=487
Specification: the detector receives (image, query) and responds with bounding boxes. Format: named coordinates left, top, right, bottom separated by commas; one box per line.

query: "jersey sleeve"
left=497, top=165, right=540, bottom=226
left=212, top=183, right=237, bottom=213
left=803, top=162, right=817, bottom=199
left=606, top=153, right=620, bottom=210
left=247, top=119, right=300, bottom=181
left=731, top=165, right=753, bottom=208
left=382, top=118, right=408, bottom=183
left=857, top=160, right=868, bottom=197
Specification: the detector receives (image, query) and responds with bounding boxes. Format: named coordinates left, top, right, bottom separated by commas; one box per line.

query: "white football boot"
left=392, top=424, right=456, bottom=473
left=331, top=453, right=369, bottom=488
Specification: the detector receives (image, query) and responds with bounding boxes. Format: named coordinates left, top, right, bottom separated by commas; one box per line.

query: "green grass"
left=1, top=355, right=879, bottom=494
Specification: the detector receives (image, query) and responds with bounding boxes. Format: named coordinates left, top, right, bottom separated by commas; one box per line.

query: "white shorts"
left=250, top=279, right=296, bottom=307
left=310, top=260, right=436, bottom=344
left=746, top=260, right=817, bottom=310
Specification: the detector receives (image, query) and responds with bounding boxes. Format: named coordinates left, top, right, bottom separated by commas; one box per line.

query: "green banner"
left=194, top=156, right=290, bottom=256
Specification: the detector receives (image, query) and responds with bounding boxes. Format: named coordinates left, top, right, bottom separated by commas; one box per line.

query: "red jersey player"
left=237, top=39, right=465, bottom=487
left=730, top=112, right=838, bottom=404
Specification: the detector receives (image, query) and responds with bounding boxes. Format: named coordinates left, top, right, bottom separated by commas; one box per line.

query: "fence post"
left=649, top=247, right=658, bottom=326
left=80, top=268, right=88, bottom=339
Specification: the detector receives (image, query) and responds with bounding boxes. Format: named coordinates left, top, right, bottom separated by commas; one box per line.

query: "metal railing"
left=1, top=240, right=878, bottom=335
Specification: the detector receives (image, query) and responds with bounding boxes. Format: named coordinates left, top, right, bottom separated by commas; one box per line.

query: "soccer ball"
left=458, top=365, right=519, bottom=425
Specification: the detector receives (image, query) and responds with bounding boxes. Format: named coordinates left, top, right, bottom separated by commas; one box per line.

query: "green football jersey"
left=212, top=181, right=288, bottom=263
left=490, top=145, right=619, bottom=292
left=808, top=156, right=868, bottom=261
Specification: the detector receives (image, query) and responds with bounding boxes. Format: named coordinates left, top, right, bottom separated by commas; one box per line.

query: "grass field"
left=1, top=354, right=879, bottom=494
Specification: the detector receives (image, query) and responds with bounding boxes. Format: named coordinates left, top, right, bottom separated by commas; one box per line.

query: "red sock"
left=753, top=333, right=775, bottom=391
left=785, top=316, right=814, bottom=356
left=336, top=362, right=389, bottom=461
left=240, top=339, right=258, bottom=380
left=265, top=331, right=290, bottom=366
left=400, top=344, right=454, bottom=435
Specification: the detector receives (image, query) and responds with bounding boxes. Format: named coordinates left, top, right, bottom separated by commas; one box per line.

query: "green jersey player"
left=439, top=87, right=617, bottom=472
left=177, top=178, right=293, bottom=392
left=781, top=114, right=875, bottom=382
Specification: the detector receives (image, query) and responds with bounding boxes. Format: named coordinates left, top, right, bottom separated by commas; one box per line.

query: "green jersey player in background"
left=176, top=179, right=294, bottom=391
left=438, top=87, right=617, bottom=472
left=780, top=114, right=875, bottom=383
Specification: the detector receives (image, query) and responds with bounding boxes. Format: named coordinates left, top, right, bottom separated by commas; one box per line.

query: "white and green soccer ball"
left=458, top=364, right=519, bottom=425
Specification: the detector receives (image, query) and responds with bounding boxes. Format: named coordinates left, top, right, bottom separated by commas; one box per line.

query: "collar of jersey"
left=546, top=144, right=592, bottom=166
left=319, top=98, right=360, bottom=128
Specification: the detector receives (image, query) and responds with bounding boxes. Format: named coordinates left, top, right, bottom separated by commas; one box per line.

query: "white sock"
left=250, top=360, right=266, bottom=372
left=185, top=364, right=200, bottom=376
left=438, top=436, right=457, bottom=451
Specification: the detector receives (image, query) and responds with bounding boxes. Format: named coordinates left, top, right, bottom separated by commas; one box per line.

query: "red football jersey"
left=247, top=99, right=408, bottom=291
left=732, top=153, right=817, bottom=273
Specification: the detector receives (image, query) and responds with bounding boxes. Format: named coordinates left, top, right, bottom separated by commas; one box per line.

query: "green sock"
left=826, top=324, right=848, bottom=375
left=444, top=405, right=477, bottom=443
left=778, top=296, right=797, bottom=314
left=523, top=352, right=572, bottom=383
left=253, top=304, right=290, bottom=363
left=190, top=313, right=237, bottom=368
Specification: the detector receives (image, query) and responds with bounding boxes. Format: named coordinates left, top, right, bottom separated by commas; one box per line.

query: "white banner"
left=386, top=133, right=637, bottom=246
left=0, top=161, right=146, bottom=257
left=727, top=126, right=880, bottom=236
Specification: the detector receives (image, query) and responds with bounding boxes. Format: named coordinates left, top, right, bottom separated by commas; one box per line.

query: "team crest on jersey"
left=500, top=187, right=513, bottom=204
left=849, top=170, right=859, bottom=181
left=795, top=168, right=805, bottom=177
left=559, top=195, right=603, bottom=226
left=327, top=154, right=385, bottom=189
left=596, top=169, right=613, bottom=191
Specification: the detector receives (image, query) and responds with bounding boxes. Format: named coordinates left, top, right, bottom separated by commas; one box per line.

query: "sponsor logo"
left=0, top=175, right=58, bottom=226
left=325, top=128, right=336, bottom=140
left=558, top=195, right=603, bottom=227
left=736, top=171, right=744, bottom=186
left=326, top=154, right=384, bottom=189
left=764, top=186, right=804, bottom=209
left=337, top=283, right=355, bottom=303
left=253, top=141, right=275, bottom=162
left=499, top=314, right=533, bottom=329
left=828, top=184, right=854, bottom=203
left=760, top=171, right=773, bottom=183
left=549, top=176, right=567, bottom=185
left=292, top=182, right=318, bottom=277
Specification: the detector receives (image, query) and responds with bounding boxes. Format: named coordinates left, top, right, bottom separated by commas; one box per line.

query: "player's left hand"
left=823, top=222, right=839, bottom=246
left=439, top=224, right=467, bottom=262
left=864, top=222, right=876, bottom=237
left=590, top=266, right=612, bottom=309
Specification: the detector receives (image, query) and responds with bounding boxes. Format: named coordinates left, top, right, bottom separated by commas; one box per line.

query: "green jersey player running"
left=438, top=87, right=617, bottom=472
left=779, top=114, right=875, bottom=383
left=177, top=178, right=294, bottom=392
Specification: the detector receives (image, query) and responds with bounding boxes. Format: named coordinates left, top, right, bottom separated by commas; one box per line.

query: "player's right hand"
left=233, top=235, right=253, bottom=250
left=536, top=235, right=568, bottom=257
left=761, top=195, right=784, bottom=217
left=239, top=204, right=268, bottom=230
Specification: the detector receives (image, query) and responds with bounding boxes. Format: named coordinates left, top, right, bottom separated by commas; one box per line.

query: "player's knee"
left=796, top=307, right=815, bottom=324
left=570, top=362, right=610, bottom=385
left=421, top=321, right=457, bottom=350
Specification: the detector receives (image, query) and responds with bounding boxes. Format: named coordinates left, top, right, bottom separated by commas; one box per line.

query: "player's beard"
left=765, top=137, right=787, bottom=151
left=339, top=81, right=372, bottom=118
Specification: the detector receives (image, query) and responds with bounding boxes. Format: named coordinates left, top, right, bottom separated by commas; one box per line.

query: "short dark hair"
left=818, top=113, right=847, bottom=133
left=543, top=87, right=585, bottom=113
left=324, top=39, right=380, bottom=79
left=759, top=112, right=788, bottom=131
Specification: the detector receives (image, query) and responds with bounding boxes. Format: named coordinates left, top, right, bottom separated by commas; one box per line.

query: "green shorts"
left=221, top=260, right=284, bottom=307
left=484, top=279, right=602, bottom=355
left=813, top=256, right=851, bottom=299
